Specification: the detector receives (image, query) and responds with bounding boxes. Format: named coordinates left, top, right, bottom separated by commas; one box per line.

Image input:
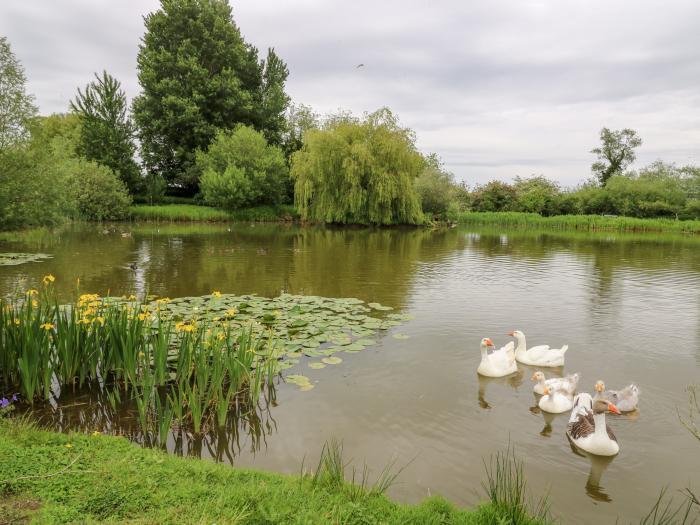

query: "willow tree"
left=291, top=108, right=424, bottom=225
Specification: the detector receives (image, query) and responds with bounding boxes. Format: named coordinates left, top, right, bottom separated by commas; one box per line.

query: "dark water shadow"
left=567, top=438, right=616, bottom=503
left=477, top=371, right=524, bottom=410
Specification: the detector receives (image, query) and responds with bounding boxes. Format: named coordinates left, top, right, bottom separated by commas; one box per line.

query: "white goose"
left=477, top=337, right=517, bottom=378
left=538, top=385, right=574, bottom=413
left=594, top=380, right=640, bottom=413
left=531, top=371, right=579, bottom=396
left=509, top=330, right=568, bottom=367
left=567, top=394, right=621, bottom=456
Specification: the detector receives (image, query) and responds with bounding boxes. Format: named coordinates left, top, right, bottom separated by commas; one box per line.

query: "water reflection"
left=30, top=383, right=278, bottom=463
left=567, top=442, right=616, bottom=503
left=477, top=372, right=524, bottom=409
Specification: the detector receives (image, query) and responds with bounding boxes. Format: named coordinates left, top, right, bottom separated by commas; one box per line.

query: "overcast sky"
left=2, top=0, right=699, bottom=186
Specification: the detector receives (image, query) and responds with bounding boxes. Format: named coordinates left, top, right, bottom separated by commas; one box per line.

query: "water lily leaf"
left=368, top=302, right=393, bottom=311
left=0, top=253, right=53, bottom=266
left=321, top=357, right=343, bottom=365
left=285, top=374, right=311, bottom=386
left=308, top=362, right=326, bottom=369
left=344, top=343, right=365, bottom=352
left=355, top=339, right=376, bottom=346
left=392, top=333, right=411, bottom=340
left=299, top=384, right=315, bottom=391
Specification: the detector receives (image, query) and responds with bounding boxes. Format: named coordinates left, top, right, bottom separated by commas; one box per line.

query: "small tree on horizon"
left=71, top=71, right=142, bottom=194
left=591, top=127, right=642, bottom=187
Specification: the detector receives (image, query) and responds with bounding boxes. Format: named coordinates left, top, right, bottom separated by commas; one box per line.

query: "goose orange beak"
left=542, top=386, right=551, bottom=395
left=507, top=331, right=515, bottom=337
left=608, top=403, right=621, bottom=415
left=530, top=373, right=537, bottom=381
left=484, top=338, right=494, bottom=347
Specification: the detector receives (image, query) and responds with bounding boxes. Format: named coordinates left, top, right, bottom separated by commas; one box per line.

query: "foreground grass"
left=457, top=212, right=700, bottom=234
left=129, top=204, right=298, bottom=223
left=0, top=421, right=552, bottom=525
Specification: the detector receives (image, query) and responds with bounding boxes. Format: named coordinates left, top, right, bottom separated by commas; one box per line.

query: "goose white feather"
left=477, top=337, right=518, bottom=378
left=510, top=330, right=568, bottom=367
left=531, top=371, right=579, bottom=396
left=538, top=385, right=574, bottom=413
left=567, top=396, right=621, bottom=456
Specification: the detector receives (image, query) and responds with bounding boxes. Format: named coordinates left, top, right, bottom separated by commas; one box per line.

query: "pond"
left=2, top=223, right=700, bottom=524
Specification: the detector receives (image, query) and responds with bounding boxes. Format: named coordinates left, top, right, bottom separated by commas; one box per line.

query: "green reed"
left=0, top=280, right=278, bottom=440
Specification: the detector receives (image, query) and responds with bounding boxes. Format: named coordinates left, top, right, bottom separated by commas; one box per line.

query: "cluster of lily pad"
left=105, top=292, right=413, bottom=391
left=0, top=253, right=52, bottom=266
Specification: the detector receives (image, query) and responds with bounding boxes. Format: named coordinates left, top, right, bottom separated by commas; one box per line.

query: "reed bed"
left=457, top=212, right=700, bottom=234
left=129, top=204, right=298, bottom=223
left=0, top=278, right=278, bottom=442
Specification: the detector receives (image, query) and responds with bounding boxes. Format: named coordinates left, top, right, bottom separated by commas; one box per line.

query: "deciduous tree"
left=591, top=127, right=642, bottom=186
left=0, top=36, right=37, bottom=149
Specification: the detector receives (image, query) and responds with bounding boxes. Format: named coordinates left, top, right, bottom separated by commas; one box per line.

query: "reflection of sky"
left=2, top=224, right=700, bottom=523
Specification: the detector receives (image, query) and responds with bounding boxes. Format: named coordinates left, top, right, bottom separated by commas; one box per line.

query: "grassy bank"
left=0, top=421, right=551, bottom=525
left=456, top=212, right=700, bottom=234
left=129, top=204, right=298, bottom=223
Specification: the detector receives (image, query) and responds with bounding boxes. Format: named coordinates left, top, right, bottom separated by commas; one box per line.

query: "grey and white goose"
left=567, top=393, right=621, bottom=456
left=594, top=380, right=640, bottom=412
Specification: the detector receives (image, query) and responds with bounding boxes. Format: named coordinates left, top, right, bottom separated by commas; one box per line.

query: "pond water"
left=2, top=223, right=700, bottom=524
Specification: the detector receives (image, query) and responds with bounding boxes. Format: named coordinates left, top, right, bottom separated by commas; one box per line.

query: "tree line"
left=1, top=0, right=699, bottom=229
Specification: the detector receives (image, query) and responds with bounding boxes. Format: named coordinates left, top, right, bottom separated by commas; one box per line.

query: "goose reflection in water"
left=477, top=372, right=523, bottom=410
left=567, top=441, right=616, bottom=503
left=528, top=402, right=567, bottom=438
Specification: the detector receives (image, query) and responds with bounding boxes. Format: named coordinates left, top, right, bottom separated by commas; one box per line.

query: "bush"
left=471, top=181, right=517, bottom=212
left=513, top=176, right=561, bottom=216
left=68, top=160, right=131, bottom=220
left=197, top=126, right=288, bottom=210
left=415, top=155, right=459, bottom=217
left=291, top=108, right=424, bottom=225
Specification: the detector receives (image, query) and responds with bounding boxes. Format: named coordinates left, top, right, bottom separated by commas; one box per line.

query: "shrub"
left=68, top=160, right=132, bottom=221
left=471, top=181, right=517, bottom=212
left=415, top=155, right=459, bottom=217
left=291, top=108, right=424, bottom=225
left=197, top=126, right=288, bottom=210
left=513, top=176, right=561, bottom=216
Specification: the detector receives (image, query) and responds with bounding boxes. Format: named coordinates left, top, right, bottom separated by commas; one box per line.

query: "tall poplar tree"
left=132, top=0, right=289, bottom=193
left=71, top=71, right=142, bottom=194
left=0, top=36, right=37, bottom=149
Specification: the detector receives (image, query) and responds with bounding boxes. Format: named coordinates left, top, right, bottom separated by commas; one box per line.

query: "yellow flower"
left=40, top=323, right=55, bottom=331
left=156, top=297, right=171, bottom=304
left=137, top=312, right=149, bottom=321
left=94, top=317, right=105, bottom=326
left=127, top=295, right=137, bottom=301
left=175, top=321, right=195, bottom=333
left=65, top=443, right=73, bottom=449
left=92, top=431, right=101, bottom=437
left=217, top=332, right=225, bottom=341
left=26, top=289, right=38, bottom=296
left=138, top=351, right=145, bottom=358
left=42, top=274, right=55, bottom=285
left=212, top=290, right=222, bottom=298
left=13, top=319, right=20, bottom=326
left=83, top=307, right=96, bottom=317
left=32, top=300, right=38, bottom=308
left=225, top=308, right=237, bottom=318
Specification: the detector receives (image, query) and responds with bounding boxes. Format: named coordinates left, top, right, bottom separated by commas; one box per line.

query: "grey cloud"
left=1, top=0, right=699, bottom=185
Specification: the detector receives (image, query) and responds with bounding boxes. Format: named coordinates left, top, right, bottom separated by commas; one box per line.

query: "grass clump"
left=456, top=211, right=700, bottom=234
left=129, top=204, right=298, bottom=223
left=0, top=422, right=555, bottom=525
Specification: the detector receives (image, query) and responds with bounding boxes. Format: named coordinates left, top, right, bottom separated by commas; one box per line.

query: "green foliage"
left=591, top=127, right=642, bottom=186
left=471, top=180, right=518, bottom=212
left=415, top=154, right=461, bottom=217
left=130, top=204, right=232, bottom=222
left=197, top=125, right=288, bottom=209
left=292, top=108, right=424, bottom=225
left=71, top=71, right=142, bottom=194
left=132, top=0, right=289, bottom=192
left=0, top=36, right=37, bottom=149
left=513, top=176, right=561, bottom=216
left=67, top=160, right=132, bottom=221
left=282, top=102, right=320, bottom=159
left=143, top=172, right=167, bottom=205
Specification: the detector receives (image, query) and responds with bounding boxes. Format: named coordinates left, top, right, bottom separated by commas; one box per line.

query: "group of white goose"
left=478, top=330, right=640, bottom=457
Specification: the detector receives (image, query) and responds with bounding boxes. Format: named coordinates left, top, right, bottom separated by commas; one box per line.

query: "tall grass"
left=481, top=446, right=552, bottom=525
left=129, top=204, right=299, bottom=223
left=457, top=212, right=700, bottom=234
left=0, top=280, right=278, bottom=439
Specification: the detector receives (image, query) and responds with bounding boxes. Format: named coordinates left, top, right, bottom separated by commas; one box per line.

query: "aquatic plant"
left=0, top=252, right=53, bottom=266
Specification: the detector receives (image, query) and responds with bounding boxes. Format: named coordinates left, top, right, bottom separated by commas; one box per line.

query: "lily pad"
left=321, top=357, right=343, bottom=365
left=368, top=302, right=393, bottom=311
left=0, top=253, right=52, bottom=266
left=308, top=362, right=326, bottom=369
left=392, top=333, right=411, bottom=340
left=285, top=374, right=311, bottom=387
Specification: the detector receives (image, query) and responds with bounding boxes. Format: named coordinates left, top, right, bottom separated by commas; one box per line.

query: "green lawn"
left=0, top=421, right=551, bottom=525
left=456, top=211, right=700, bottom=234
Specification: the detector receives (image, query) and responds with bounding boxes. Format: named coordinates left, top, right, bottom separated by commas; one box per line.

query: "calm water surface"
left=2, top=223, right=700, bottom=523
